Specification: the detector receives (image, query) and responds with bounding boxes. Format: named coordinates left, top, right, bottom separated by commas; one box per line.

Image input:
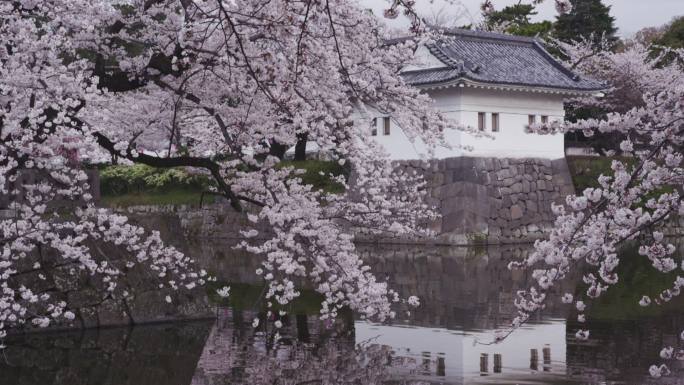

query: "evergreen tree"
left=655, top=16, right=684, bottom=49
left=554, top=0, right=617, bottom=48
left=484, top=3, right=554, bottom=37
left=649, top=16, right=684, bottom=67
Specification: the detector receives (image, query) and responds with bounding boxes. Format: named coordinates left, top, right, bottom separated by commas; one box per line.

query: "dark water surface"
left=1, top=243, right=683, bottom=385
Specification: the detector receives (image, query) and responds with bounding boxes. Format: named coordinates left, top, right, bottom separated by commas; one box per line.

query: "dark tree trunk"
left=294, top=133, right=308, bottom=161
left=269, top=141, right=287, bottom=160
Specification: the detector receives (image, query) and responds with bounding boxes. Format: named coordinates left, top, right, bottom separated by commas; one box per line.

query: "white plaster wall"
left=459, top=88, right=566, bottom=159
left=366, top=87, right=463, bottom=160
left=366, top=87, right=567, bottom=160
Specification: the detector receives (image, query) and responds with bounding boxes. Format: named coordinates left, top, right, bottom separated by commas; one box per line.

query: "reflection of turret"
left=543, top=344, right=552, bottom=372
left=493, top=353, right=502, bottom=373
left=190, top=308, right=367, bottom=385
left=530, top=348, right=538, bottom=371
left=480, top=353, right=488, bottom=373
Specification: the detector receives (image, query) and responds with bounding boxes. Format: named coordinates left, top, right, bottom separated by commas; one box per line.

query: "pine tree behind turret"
left=554, top=0, right=617, bottom=48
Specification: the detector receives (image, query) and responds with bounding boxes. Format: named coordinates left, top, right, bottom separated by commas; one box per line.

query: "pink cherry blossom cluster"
left=554, top=0, right=572, bottom=14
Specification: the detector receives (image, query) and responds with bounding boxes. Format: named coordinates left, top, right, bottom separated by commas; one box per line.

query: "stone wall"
left=388, top=156, right=576, bottom=245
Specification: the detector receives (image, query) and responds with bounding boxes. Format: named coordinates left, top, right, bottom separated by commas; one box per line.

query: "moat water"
left=1, top=243, right=683, bottom=384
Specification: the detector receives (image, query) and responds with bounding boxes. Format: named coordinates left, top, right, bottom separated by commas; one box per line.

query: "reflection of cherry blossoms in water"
left=190, top=308, right=430, bottom=385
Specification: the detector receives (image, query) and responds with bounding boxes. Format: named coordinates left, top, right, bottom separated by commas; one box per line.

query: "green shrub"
left=100, top=164, right=214, bottom=196
left=99, top=160, right=346, bottom=208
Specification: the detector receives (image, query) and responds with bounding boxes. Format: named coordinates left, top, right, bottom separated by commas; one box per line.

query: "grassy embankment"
left=99, top=160, right=347, bottom=207
left=565, top=155, right=634, bottom=192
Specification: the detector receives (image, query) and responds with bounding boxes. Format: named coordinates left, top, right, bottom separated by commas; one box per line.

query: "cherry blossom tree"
left=506, top=37, right=684, bottom=378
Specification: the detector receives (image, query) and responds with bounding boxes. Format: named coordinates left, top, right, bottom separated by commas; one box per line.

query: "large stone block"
left=522, top=180, right=531, bottom=193
left=432, top=172, right=445, bottom=185
left=445, top=157, right=461, bottom=170
left=510, top=205, right=524, bottom=220
left=496, top=169, right=510, bottom=181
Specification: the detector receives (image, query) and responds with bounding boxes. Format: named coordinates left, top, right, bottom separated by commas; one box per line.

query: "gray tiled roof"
left=401, top=29, right=604, bottom=92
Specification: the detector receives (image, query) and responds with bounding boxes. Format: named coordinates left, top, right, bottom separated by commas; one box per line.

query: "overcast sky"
left=361, top=0, right=684, bottom=37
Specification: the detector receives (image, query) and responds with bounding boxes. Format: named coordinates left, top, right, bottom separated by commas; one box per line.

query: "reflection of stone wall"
left=0, top=322, right=212, bottom=385
left=356, top=243, right=574, bottom=330
left=11, top=242, right=212, bottom=332
left=378, top=157, right=576, bottom=245
left=164, top=239, right=574, bottom=331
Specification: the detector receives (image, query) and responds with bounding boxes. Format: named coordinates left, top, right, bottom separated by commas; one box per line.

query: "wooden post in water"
left=530, top=349, right=539, bottom=371
left=493, top=354, right=502, bottom=373
left=480, top=353, right=489, bottom=373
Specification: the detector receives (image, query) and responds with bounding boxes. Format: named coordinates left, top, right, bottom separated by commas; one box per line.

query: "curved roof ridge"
left=425, top=42, right=462, bottom=69
left=440, top=28, right=538, bottom=44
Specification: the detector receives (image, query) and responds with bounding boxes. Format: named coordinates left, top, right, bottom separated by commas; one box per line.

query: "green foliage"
left=99, top=164, right=215, bottom=207
left=487, top=4, right=537, bottom=28
left=554, top=0, right=618, bottom=49
left=100, top=164, right=213, bottom=196
left=656, top=16, right=684, bottom=49
left=566, top=156, right=637, bottom=192
left=566, top=156, right=670, bottom=208
left=651, top=16, right=684, bottom=66
left=99, top=161, right=347, bottom=207
left=277, top=160, right=349, bottom=194
left=485, top=4, right=554, bottom=38
left=101, top=190, right=213, bottom=207
left=585, top=246, right=684, bottom=321
left=508, top=20, right=554, bottom=37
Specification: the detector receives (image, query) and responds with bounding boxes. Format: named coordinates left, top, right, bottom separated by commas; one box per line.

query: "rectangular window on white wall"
left=528, top=115, right=536, bottom=125
left=541, top=115, right=549, bottom=124
left=371, top=118, right=377, bottom=136
left=478, top=112, right=486, bottom=131
left=491, top=113, right=499, bottom=132
left=383, top=117, right=390, bottom=135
